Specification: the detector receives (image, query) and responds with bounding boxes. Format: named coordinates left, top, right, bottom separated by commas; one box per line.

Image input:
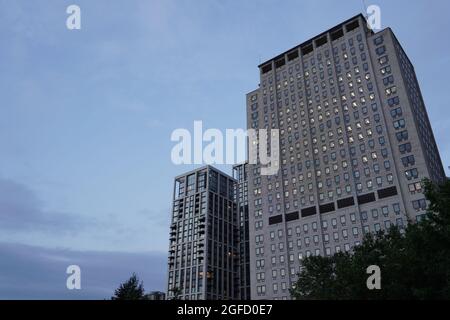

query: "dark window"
left=301, top=43, right=313, bottom=55
left=388, top=96, right=400, bottom=106
left=261, top=63, right=272, bottom=74
left=376, top=46, right=386, bottom=55
left=374, top=35, right=384, bottom=45
left=357, top=192, right=376, bottom=205
left=345, top=20, right=360, bottom=32
left=396, top=130, right=408, bottom=142
left=287, top=50, right=299, bottom=61
left=275, top=58, right=286, bottom=68
left=377, top=186, right=398, bottom=199
left=315, top=35, right=328, bottom=47
left=401, top=155, right=415, bottom=167
left=319, top=202, right=335, bottom=214
left=301, top=206, right=317, bottom=217
left=285, top=211, right=299, bottom=222
left=399, top=143, right=412, bottom=154
left=331, top=28, right=344, bottom=41
left=269, top=214, right=283, bottom=225
left=337, top=196, right=355, bottom=209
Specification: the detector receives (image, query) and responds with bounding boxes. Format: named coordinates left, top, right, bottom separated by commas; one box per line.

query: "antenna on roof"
left=361, top=0, right=368, bottom=18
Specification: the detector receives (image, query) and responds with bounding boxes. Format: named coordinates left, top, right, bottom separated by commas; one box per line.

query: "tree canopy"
left=111, top=273, right=146, bottom=300
left=290, top=178, right=450, bottom=300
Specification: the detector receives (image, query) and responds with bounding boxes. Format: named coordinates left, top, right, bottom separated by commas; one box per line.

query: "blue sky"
left=0, top=0, right=449, bottom=299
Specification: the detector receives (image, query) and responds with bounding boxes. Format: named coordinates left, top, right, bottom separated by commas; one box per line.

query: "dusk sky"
left=1, top=0, right=449, bottom=299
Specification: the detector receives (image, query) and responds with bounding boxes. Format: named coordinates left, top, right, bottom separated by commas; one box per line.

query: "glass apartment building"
left=167, top=166, right=240, bottom=300
left=233, top=162, right=251, bottom=299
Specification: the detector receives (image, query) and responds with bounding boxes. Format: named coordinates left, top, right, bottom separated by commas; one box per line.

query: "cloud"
left=0, top=177, right=87, bottom=234
left=138, top=207, right=170, bottom=227
left=0, top=242, right=167, bottom=299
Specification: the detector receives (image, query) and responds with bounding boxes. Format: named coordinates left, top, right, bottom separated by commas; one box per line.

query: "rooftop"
left=258, top=13, right=372, bottom=70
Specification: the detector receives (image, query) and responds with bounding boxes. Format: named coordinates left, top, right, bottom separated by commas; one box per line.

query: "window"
left=380, top=66, right=391, bottom=75
left=303, top=232, right=312, bottom=244
left=412, top=199, right=427, bottom=211
left=379, top=56, right=389, bottom=65
left=256, top=259, right=265, bottom=268
left=393, top=203, right=401, bottom=215
left=376, top=46, right=386, bottom=55
left=273, top=283, right=278, bottom=292
left=388, top=96, right=400, bottom=106
left=342, top=229, right=348, bottom=239
left=372, top=209, right=379, bottom=219
left=385, top=85, right=397, bottom=96
left=374, top=35, right=384, bottom=45
left=384, top=220, right=391, bottom=229
left=333, top=232, right=339, bottom=240
left=402, top=155, right=415, bottom=167
left=271, top=256, right=276, bottom=265
left=332, top=218, right=337, bottom=228
left=393, top=119, right=406, bottom=129
left=383, top=76, right=394, bottom=87
left=399, top=143, right=412, bottom=154
left=390, top=107, right=402, bottom=118
left=257, top=285, right=266, bottom=295
left=360, top=211, right=368, bottom=221
left=405, top=168, right=419, bottom=180
left=278, top=229, right=283, bottom=238
left=396, top=130, right=408, bottom=142
left=313, top=235, right=319, bottom=244
left=408, top=182, right=422, bottom=194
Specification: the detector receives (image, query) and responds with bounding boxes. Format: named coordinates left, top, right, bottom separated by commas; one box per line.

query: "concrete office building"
left=167, top=166, right=241, bottom=300
left=246, top=14, right=445, bottom=299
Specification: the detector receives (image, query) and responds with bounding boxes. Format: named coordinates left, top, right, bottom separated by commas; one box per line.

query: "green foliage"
left=112, top=273, right=146, bottom=300
left=290, top=178, right=450, bottom=300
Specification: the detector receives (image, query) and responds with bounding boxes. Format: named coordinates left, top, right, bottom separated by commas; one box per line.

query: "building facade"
left=246, top=14, right=446, bottom=299
left=233, top=162, right=251, bottom=299
left=167, top=166, right=241, bottom=300
left=145, top=291, right=166, bottom=300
